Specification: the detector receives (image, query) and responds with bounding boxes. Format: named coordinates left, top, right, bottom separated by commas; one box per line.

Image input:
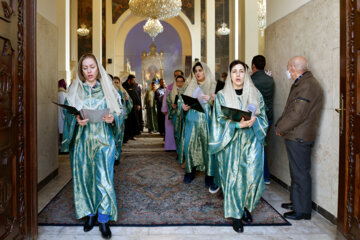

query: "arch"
left=110, top=9, right=192, bottom=76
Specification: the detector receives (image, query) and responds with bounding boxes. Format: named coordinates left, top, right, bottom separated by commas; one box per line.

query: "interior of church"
left=34, top=0, right=346, bottom=239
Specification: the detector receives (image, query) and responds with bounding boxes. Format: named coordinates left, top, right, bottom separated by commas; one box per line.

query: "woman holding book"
left=167, top=74, right=187, bottom=157
left=179, top=61, right=216, bottom=185
left=208, top=60, right=268, bottom=233
left=61, top=53, right=123, bottom=239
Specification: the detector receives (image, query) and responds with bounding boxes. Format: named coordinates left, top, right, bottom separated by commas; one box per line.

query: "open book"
left=221, top=105, right=251, bottom=121
left=181, top=94, right=204, bottom=113
left=53, top=101, right=110, bottom=123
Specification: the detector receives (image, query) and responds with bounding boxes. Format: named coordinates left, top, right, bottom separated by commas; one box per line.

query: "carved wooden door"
left=0, top=0, right=37, bottom=239
left=338, top=0, right=360, bottom=239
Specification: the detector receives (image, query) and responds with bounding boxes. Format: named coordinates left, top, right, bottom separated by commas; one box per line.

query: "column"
left=206, top=0, right=215, bottom=74
left=92, top=0, right=102, bottom=62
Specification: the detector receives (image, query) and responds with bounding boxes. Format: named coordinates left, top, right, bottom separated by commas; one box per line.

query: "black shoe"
left=183, top=172, right=195, bottom=184
left=209, top=184, right=220, bottom=194
left=241, top=207, right=252, bottom=223
left=281, top=202, right=293, bottom=210
left=232, top=218, right=244, bottom=233
left=83, top=215, right=96, bottom=232
left=99, top=222, right=112, bottom=239
left=283, top=211, right=311, bottom=220
left=114, top=160, right=120, bottom=166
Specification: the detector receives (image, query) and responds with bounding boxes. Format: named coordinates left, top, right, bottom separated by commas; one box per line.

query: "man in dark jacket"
left=251, top=55, right=274, bottom=184
left=276, top=56, right=323, bottom=220
left=123, top=74, right=142, bottom=142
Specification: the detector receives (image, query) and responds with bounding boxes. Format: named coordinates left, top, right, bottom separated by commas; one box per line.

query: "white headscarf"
left=222, top=62, right=261, bottom=115
left=183, top=61, right=216, bottom=97
left=66, top=54, right=122, bottom=115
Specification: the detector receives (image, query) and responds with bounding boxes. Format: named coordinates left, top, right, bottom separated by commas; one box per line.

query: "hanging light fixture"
left=129, top=0, right=182, bottom=40
left=143, top=18, right=164, bottom=41
left=257, top=0, right=266, bottom=36
left=129, top=0, right=182, bottom=20
left=77, top=24, right=90, bottom=37
left=216, top=0, right=230, bottom=36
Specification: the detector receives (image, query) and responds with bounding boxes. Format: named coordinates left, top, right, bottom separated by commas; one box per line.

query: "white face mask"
left=286, top=70, right=292, bottom=79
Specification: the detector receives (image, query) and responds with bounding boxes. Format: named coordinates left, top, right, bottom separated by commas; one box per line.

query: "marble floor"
left=38, top=136, right=347, bottom=240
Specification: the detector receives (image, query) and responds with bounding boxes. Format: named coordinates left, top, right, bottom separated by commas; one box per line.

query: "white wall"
left=265, top=0, right=339, bottom=216
left=37, top=13, right=59, bottom=183
left=37, top=0, right=57, bottom=25
left=267, top=0, right=311, bottom=26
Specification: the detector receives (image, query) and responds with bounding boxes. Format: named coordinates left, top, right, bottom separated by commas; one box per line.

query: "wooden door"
left=0, top=0, right=37, bottom=239
left=338, top=0, right=360, bottom=239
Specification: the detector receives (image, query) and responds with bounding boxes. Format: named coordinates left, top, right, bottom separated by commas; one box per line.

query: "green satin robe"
left=117, top=90, right=133, bottom=154
left=167, top=92, right=184, bottom=156
left=61, top=82, right=122, bottom=221
left=144, top=90, right=158, bottom=132
left=209, top=91, right=268, bottom=219
left=179, top=100, right=215, bottom=176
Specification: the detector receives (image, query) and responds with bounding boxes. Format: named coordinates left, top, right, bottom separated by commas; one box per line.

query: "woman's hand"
left=238, top=116, right=256, bottom=128
left=202, top=95, right=211, bottom=102
left=211, top=93, right=216, bottom=101
left=171, top=104, right=177, bottom=109
left=76, top=115, right=88, bottom=126
left=182, top=104, right=191, bottom=111
left=103, top=114, right=115, bottom=124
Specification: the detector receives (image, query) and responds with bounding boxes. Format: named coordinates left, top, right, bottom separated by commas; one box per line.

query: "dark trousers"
left=285, top=139, right=313, bottom=214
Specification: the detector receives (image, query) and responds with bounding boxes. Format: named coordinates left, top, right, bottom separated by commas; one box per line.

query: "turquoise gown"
left=117, top=90, right=133, bottom=155
left=167, top=91, right=184, bottom=156
left=61, top=82, right=123, bottom=221
left=209, top=91, right=268, bottom=219
left=178, top=100, right=215, bottom=176
left=144, top=90, right=158, bottom=132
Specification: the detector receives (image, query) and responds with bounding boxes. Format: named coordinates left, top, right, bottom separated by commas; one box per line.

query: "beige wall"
left=265, top=0, right=340, bottom=216
left=267, top=0, right=311, bottom=26
left=37, top=13, right=59, bottom=183
left=37, top=0, right=57, bottom=25
left=244, top=0, right=259, bottom=65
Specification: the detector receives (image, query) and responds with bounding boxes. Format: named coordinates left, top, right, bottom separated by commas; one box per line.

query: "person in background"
left=122, top=74, right=142, bottom=141
left=155, top=78, right=166, bottom=136
left=276, top=56, right=323, bottom=220
left=209, top=60, right=268, bottom=233
left=215, top=72, right=227, bottom=93
left=144, top=81, right=158, bottom=133
left=167, top=74, right=186, bottom=156
left=61, top=53, right=123, bottom=239
left=251, top=55, right=274, bottom=184
left=161, top=70, right=184, bottom=151
left=113, top=76, right=133, bottom=165
left=58, top=79, right=67, bottom=152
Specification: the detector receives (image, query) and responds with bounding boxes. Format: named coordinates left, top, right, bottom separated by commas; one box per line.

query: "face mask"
left=286, top=70, right=292, bottom=79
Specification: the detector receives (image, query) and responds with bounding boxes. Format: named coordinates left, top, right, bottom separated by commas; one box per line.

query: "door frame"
left=337, top=0, right=359, bottom=239
left=21, top=0, right=38, bottom=238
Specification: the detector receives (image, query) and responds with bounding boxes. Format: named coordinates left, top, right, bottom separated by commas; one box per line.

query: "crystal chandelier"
left=77, top=24, right=90, bottom=37
left=129, top=0, right=182, bottom=20
left=143, top=18, right=164, bottom=40
left=257, top=0, right=266, bottom=36
left=216, top=0, right=230, bottom=36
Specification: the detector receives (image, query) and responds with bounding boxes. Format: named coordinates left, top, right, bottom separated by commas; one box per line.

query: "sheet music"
left=193, top=86, right=207, bottom=104
left=80, top=108, right=110, bottom=123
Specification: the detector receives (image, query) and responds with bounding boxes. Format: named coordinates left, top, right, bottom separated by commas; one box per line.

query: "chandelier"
left=143, top=18, right=164, bottom=40
left=257, top=0, right=266, bottom=36
left=77, top=24, right=90, bottom=37
left=129, top=0, right=182, bottom=20
left=216, top=0, right=230, bottom=36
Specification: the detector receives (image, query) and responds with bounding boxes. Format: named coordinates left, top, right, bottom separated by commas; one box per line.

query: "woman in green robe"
left=167, top=75, right=186, bottom=156
left=179, top=62, right=217, bottom=186
left=113, top=76, right=133, bottom=164
left=62, top=53, right=123, bottom=239
left=144, top=82, right=158, bottom=133
left=209, top=60, right=268, bottom=233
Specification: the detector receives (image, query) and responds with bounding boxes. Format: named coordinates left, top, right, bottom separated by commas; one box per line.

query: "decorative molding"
left=17, top=0, right=25, bottom=235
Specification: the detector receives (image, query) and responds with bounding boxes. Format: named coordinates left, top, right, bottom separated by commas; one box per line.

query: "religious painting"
left=181, top=0, right=194, bottom=24
left=0, top=0, right=14, bottom=23
left=112, top=0, right=129, bottom=24
left=78, top=0, right=92, bottom=60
